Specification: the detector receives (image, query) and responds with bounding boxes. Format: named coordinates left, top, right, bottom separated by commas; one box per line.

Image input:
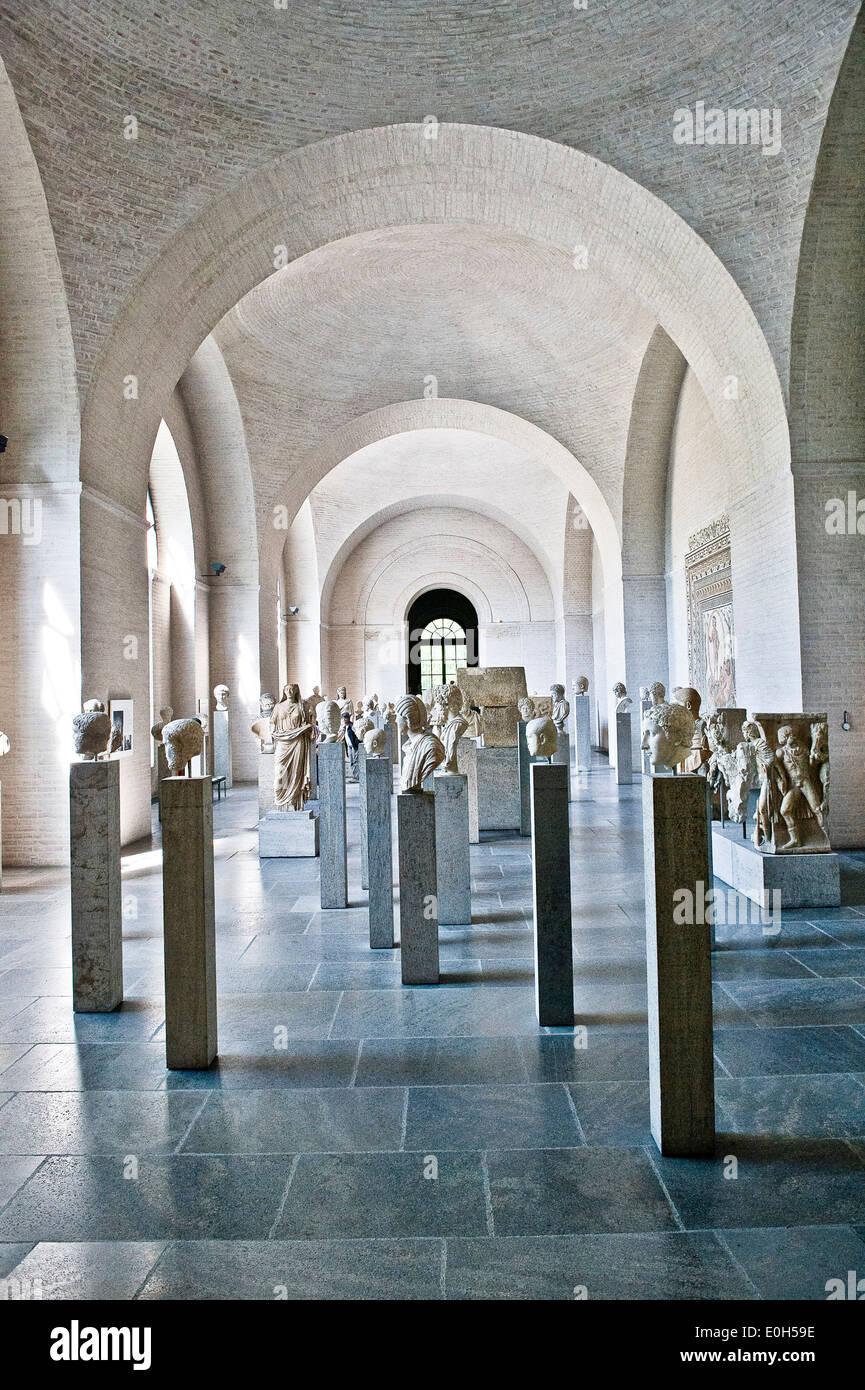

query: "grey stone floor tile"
left=0, top=1244, right=34, bottom=1279
left=0, top=1155, right=45, bottom=1209
left=355, top=1037, right=529, bottom=1087
left=518, top=1028, right=649, bottom=1083
left=7, top=1240, right=168, bottom=1299
left=0, top=1091, right=207, bottom=1155
left=309, top=960, right=481, bottom=990
left=0, top=1155, right=292, bottom=1241
left=486, top=1147, right=678, bottom=1236
left=180, top=1087, right=405, bottom=1153
left=330, top=986, right=547, bottom=1037
left=568, top=1081, right=652, bottom=1146
left=652, top=1136, right=865, bottom=1229
left=717, top=1225, right=865, bottom=1300
left=137, top=1238, right=444, bottom=1300
left=404, top=1084, right=583, bottom=1151
left=715, top=1073, right=865, bottom=1138
left=721, top=978, right=865, bottom=1028
left=274, top=1152, right=488, bottom=1239
left=713, top=1025, right=865, bottom=1077
left=710, top=950, right=816, bottom=982
left=445, top=1231, right=757, bottom=1300
left=159, top=1041, right=360, bottom=1090
left=786, top=947, right=865, bottom=977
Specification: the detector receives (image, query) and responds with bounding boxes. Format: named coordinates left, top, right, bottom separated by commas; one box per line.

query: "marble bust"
left=640, top=699, right=695, bottom=771
left=162, top=717, right=205, bottom=775
left=613, top=681, right=632, bottom=713
left=549, top=683, right=570, bottom=732
left=517, top=696, right=535, bottom=722
left=439, top=682, right=469, bottom=774
left=250, top=692, right=276, bottom=752
left=526, top=716, right=557, bottom=761
left=213, top=684, right=230, bottom=711
left=396, top=694, right=445, bottom=792
left=672, top=686, right=710, bottom=774
left=335, top=686, right=352, bottom=717
left=573, top=675, right=589, bottom=695
left=316, top=699, right=342, bottom=743
left=363, top=727, right=387, bottom=758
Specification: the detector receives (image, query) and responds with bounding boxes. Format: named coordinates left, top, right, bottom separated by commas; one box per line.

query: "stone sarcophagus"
left=456, top=666, right=528, bottom=748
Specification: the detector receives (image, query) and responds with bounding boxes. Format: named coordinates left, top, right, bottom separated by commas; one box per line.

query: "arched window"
left=419, top=617, right=468, bottom=690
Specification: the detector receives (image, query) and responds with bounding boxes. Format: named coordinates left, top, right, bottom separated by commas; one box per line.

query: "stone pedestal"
left=476, top=746, right=520, bottom=832
left=359, top=746, right=369, bottom=891
left=318, top=740, right=347, bottom=909
left=434, top=771, right=471, bottom=926
left=615, top=710, right=633, bottom=785
left=366, top=756, right=394, bottom=948
left=552, top=729, right=570, bottom=770
left=643, top=774, right=715, bottom=1157
left=161, top=776, right=217, bottom=1069
left=573, top=693, right=591, bottom=773
left=212, top=707, right=232, bottom=788
left=457, top=736, right=480, bottom=844
left=530, top=763, right=574, bottom=1027
left=308, top=737, right=318, bottom=800
left=711, top=823, right=840, bottom=909
left=397, top=792, right=438, bottom=984
left=156, top=743, right=169, bottom=822
left=70, top=760, right=123, bottom=1013
left=258, top=809, right=319, bottom=858
left=258, top=750, right=274, bottom=819
left=518, top=720, right=534, bottom=837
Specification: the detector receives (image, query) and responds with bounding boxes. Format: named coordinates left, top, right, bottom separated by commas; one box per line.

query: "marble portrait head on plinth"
left=574, top=675, right=589, bottom=694
left=73, top=702, right=117, bottom=760
left=672, top=686, right=702, bottom=719
left=518, top=697, right=535, bottom=722
left=162, top=717, right=205, bottom=775
left=213, top=684, right=230, bottom=711
left=549, top=684, right=570, bottom=732
left=640, top=700, right=695, bottom=771
left=439, top=681, right=469, bottom=774
left=364, top=727, right=387, bottom=758
left=613, top=682, right=632, bottom=713
left=396, top=694, right=445, bottom=792
left=317, top=699, right=342, bottom=742
left=526, top=716, right=557, bottom=761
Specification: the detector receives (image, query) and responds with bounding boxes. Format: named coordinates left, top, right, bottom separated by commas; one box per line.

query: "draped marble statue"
left=271, top=683, right=314, bottom=811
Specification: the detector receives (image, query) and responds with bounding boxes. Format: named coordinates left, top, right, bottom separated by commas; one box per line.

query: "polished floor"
left=1, top=763, right=865, bottom=1300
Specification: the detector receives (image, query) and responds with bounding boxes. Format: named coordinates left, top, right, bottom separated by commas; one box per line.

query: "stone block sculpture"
left=748, top=714, right=831, bottom=854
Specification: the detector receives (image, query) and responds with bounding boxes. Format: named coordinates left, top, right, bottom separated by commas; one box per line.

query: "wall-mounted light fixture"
left=842, top=710, right=851, bottom=731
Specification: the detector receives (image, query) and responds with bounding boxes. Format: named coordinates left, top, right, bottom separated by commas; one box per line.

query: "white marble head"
left=574, top=675, right=589, bottom=694
left=363, top=727, right=387, bottom=758
left=213, top=684, right=230, bottom=710
left=317, top=699, right=342, bottom=740
left=526, top=716, right=558, bottom=760
left=517, top=697, right=534, bottom=722
left=0, top=731, right=9, bottom=757
left=396, top=693, right=426, bottom=734
left=640, top=700, right=695, bottom=770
